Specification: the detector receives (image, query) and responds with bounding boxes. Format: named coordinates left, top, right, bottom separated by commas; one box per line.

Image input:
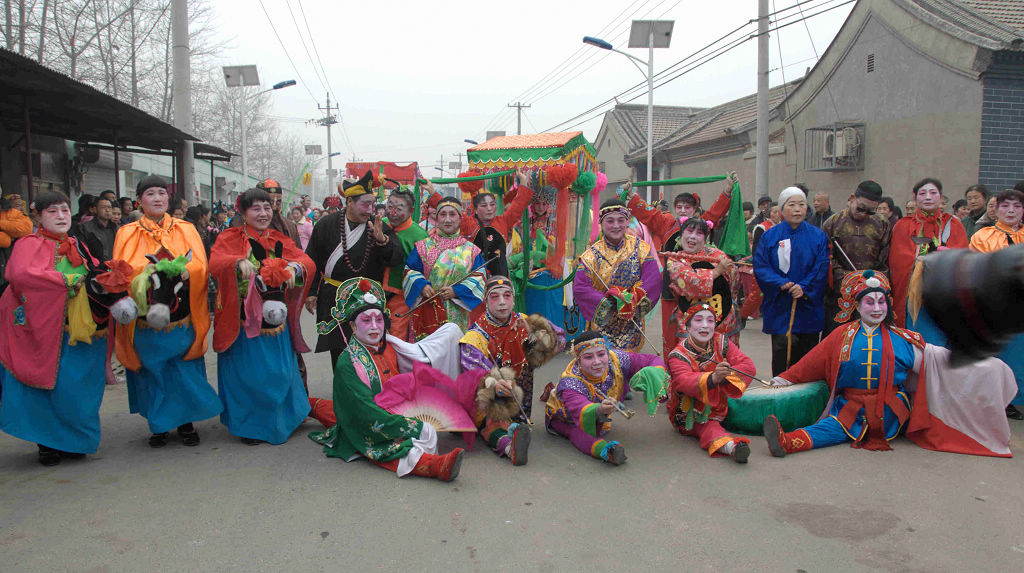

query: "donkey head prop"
left=248, top=239, right=290, bottom=328
left=76, top=241, right=138, bottom=326
left=140, top=250, right=193, bottom=328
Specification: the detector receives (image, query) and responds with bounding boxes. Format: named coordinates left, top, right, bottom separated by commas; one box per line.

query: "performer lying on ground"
left=666, top=303, right=753, bottom=463
left=308, top=278, right=465, bottom=482
left=544, top=330, right=668, bottom=465
left=764, top=270, right=1016, bottom=458
left=460, top=275, right=565, bottom=465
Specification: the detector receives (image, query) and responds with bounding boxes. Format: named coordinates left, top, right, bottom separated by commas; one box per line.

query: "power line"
left=284, top=0, right=330, bottom=95
left=297, top=0, right=339, bottom=106
left=256, top=0, right=319, bottom=103
left=541, top=0, right=854, bottom=133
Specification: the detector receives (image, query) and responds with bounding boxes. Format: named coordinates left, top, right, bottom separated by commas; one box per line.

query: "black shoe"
left=733, top=442, right=751, bottom=464
left=178, top=423, right=200, bottom=447
left=1007, top=405, right=1024, bottom=420
left=240, top=437, right=262, bottom=446
left=37, top=445, right=61, bottom=466
left=606, top=444, right=627, bottom=466
left=763, top=415, right=787, bottom=458
left=148, top=432, right=169, bottom=448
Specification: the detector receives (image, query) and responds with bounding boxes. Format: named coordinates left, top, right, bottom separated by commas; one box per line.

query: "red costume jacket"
left=888, top=211, right=967, bottom=327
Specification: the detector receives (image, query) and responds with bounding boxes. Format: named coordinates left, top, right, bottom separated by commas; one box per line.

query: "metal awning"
left=0, top=47, right=198, bottom=150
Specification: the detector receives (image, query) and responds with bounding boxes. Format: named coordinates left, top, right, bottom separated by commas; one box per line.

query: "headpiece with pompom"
left=316, top=277, right=388, bottom=337
left=457, top=170, right=484, bottom=196
left=834, top=269, right=892, bottom=323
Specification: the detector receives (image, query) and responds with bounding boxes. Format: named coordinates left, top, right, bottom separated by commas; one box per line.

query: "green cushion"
left=724, top=381, right=830, bottom=436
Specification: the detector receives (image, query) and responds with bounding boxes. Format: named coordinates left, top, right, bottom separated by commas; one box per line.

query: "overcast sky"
left=210, top=0, right=854, bottom=174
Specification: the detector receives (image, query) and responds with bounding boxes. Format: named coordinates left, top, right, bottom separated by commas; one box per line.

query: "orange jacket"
left=0, top=208, right=33, bottom=248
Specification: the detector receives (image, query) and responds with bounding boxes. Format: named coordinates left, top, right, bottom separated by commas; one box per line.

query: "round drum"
left=723, top=381, right=830, bottom=436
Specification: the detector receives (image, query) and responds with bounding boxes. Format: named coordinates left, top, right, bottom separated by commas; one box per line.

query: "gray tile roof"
left=604, top=104, right=705, bottom=152
left=897, top=0, right=1024, bottom=50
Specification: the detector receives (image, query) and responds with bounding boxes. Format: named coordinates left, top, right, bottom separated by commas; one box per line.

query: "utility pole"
left=171, top=0, right=196, bottom=206
left=755, top=0, right=770, bottom=203
left=317, top=92, right=339, bottom=195
left=452, top=151, right=465, bottom=173
left=507, top=102, right=531, bottom=135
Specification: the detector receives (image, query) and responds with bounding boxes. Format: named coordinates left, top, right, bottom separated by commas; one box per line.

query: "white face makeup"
left=858, top=291, right=888, bottom=327
left=579, top=345, right=610, bottom=379
left=486, top=287, right=514, bottom=322
left=680, top=226, right=706, bottom=254
left=916, top=183, right=941, bottom=212
left=601, top=212, right=629, bottom=243
left=139, top=186, right=169, bottom=218
left=437, top=205, right=462, bottom=235
left=353, top=308, right=385, bottom=346
left=39, top=202, right=72, bottom=234
left=687, top=310, right=717, bottom=345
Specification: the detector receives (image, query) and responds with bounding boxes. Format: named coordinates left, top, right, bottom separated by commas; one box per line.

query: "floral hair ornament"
left=680, top=302, right=721, bottom=326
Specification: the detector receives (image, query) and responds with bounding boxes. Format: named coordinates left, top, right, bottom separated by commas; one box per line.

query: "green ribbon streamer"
left=524, top=268, right=577, bottom=290
left=285, top=161, right=311, bottom=212
left=632, top=175, right=727, bottom=187
left=417, top=168, right=516, bottom=185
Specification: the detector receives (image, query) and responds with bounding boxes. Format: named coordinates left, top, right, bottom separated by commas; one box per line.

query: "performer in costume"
left=764, top=269, right=1015, bottom=457
left=545, top=330, right=667, bottom=465
left=460, top=169, right=534, bottom=244
left=888, top=178, right=967, bottom=327
left=622, top=175, right=736, bottom=356
left=0, top=191, right=135, bottom=465
left=210, top=188, right=316, bottom=445
left=114, top=175, right=221, bottom=448
left=382, top=187, right=427, bottom=341
left=753, top=187, right=829, bottom=375
left=573, top=199, right=660, bottom=351
left=666, top=303, right=754, bottom=463
left=229, top=179, right=301, bottom=248
left=305, top=170, right=405, bottom=366
left=404, top=197, right=486, bottom=338
left=460, top=276, right=565, bottom=464
left=664, top=217, right=741, bottom=346
left=308, top=278, right=465, bottom=482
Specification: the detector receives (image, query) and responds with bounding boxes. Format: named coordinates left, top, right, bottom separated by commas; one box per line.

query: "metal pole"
left=647, top=24, right=655, bottom=204
left=755, top=0, right=770, bottom=202
left=113, top=129, right=120, bottom=198
left=326, top=92, right=334, bottom=196
left=210, top=159, right=215, bottom=207
left=171, top=0, right=196, bottom=206
left=23, top=97, right=33, bottom=204
left=241, top=92, right=248, bottom=183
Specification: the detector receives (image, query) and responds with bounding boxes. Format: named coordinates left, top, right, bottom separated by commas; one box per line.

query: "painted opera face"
left=579, top=345, right=610, bottom=380
left=858, top=291, right=888, bottom=327
left=486, top=287, right=514, bottom=323
left=687, top=310, right=717, bottom=346
left=353, top=308, right=386, bottom=346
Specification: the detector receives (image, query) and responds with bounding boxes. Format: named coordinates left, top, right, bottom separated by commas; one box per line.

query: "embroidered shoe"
left=509, top=424, right=531, bottom=466
left=763, top=415, right=787, bottom=458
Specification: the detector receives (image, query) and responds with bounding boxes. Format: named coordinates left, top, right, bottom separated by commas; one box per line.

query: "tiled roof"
left=604, top=104, right=705, bottom=152
left=625, top=79, right=801, bottom=161
left=898, top=0, right=1024, bottom=50
left=470, top=131, right=582, bottom=151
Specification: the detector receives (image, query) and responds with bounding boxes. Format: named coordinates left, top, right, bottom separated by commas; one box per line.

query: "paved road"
left=2, top=312, right=1022, bottom=572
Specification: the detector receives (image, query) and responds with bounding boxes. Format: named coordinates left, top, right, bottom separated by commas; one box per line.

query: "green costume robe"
left=386, top=218, right=429, bottom=294
left=309, top=339, right=424, bottom=462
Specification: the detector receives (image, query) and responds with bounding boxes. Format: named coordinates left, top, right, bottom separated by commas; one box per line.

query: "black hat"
left=136, top=175, right=168, bottom=196
left=341, top=170, right=374, bottom=198
left=854, top=180, right=884, bottom=201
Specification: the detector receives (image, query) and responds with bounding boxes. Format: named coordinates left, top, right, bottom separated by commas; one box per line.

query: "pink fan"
left=382, top=386, right=476, bottom=433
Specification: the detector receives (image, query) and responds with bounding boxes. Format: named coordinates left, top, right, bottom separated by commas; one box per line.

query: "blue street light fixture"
left=273, top=80, right=297, bottom=90
left=464, top=139, right=479, bottom=145
left=583, top=20, right=673, bottom=201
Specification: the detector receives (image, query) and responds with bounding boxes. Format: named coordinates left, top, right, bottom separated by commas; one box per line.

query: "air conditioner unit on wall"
left=822, top=127, right=859, bottom=160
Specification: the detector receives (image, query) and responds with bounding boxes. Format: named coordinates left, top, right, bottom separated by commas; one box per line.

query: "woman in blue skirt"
left=210, top=188, right=315, bottom=445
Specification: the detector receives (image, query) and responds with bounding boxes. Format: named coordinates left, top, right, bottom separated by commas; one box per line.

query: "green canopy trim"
left=417, top=168, right=516, bottom=185
left=632, top=175, right=727, bottom=187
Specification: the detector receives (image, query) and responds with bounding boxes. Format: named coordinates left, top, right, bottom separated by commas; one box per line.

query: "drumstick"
left=591, top=386, right=636, bottom=419
left=396, top=254, right=499, bottom=318
left=576, top=256, right=661, bottom=357
left=705, top=357, right=771, bottom=386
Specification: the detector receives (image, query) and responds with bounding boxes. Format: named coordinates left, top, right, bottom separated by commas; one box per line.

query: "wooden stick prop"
left=831, top=239, right=858, bottom=271
left=591, top=385, right=636, bottom=419
left=396, top=254, right=500, bottom=318
left=786, top=298, right=798, bottom=368
left=705, top=357, right=772, bottom=386
left=509, top=391, right=534, bottom=427
left=576, top=256, right=661, bottom=357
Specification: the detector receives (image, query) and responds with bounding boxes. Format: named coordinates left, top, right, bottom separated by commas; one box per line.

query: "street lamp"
left=584, top=20, right=673, bottom=202
left=223, top=65, right=296, bottom=183
left=464, top=139, right=479, bottom=145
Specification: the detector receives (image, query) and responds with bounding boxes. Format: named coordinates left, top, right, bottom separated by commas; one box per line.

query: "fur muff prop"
left=523, top=314, right=558, bottom=368
left=476, top=367, right=523, bottom=421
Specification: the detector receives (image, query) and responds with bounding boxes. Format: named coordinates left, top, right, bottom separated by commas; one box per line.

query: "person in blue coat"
left=753, top=186, right=830, bottom=375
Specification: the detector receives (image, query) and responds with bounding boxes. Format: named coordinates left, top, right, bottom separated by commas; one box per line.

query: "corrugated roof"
left=0, top=47, right=198, bottom=150
left=625, top=79, right=800, bottom=161
left=897, top=0, right=1024, bottom=50
left=604, top=104, right=705, bottom=152
left=469, top=131, right=583, bottom=151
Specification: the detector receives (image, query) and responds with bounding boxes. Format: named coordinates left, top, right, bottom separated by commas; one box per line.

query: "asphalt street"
left=2, top=311, right=1023, bottom=572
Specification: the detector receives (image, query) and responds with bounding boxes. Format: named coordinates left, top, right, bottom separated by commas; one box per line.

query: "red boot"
left=412, top=448, right=465, bottom=482
left=308, top=398, right=336, bottom=427
left=764, top=415, right=813, bottom=457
